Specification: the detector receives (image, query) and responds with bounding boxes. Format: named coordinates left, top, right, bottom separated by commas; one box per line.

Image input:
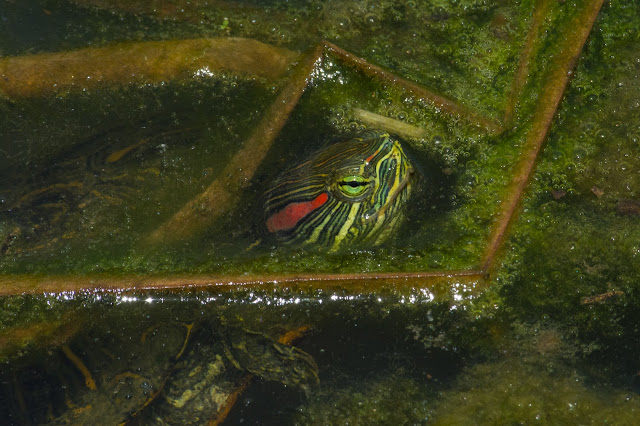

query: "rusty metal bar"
left=0, top=269, right=485, bottom=296
left=145, top=44, right=321, bottom=244
left=323, top=41, right=503, bottom=134
left=503, top=0, right=554, bottom=125
left=481, top=0, right=606, bottom=273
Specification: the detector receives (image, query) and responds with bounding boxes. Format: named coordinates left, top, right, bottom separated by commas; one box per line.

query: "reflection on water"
left=0, top=290, right=450, bottom=424
left=3, top=289, right=639, bottom=424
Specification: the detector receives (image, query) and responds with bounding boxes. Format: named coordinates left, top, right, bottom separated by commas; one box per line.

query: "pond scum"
left=0, top=0, right=639, bottom=423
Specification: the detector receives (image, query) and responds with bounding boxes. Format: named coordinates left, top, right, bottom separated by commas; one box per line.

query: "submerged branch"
left=352, top=108, right=429, bottom=139
left=0, top=38, right=297, bottom=98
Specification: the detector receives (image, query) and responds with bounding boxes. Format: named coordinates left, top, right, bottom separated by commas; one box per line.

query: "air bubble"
left=364, top=13, right=378, bottom=27
left=573, top=148, right=587, bottom=161
left=428, top=251, right=444, bottom=266
left=441, top=145, right=453, bottom=155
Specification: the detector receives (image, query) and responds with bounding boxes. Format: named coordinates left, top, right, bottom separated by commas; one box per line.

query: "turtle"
left=264, top=130, right=416, bottom=252
left=0, top=122, right=196, bottom=259
left=0, top=125, right=155, bottom=256
left=10, top=316, right=318, bottom=425
left=136, top=321, right=318, bottom=425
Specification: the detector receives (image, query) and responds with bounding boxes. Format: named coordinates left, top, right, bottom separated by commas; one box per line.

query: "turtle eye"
left=338, top=175, right=369, bottom=197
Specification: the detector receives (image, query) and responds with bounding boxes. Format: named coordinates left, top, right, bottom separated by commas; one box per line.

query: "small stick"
left=62, top=345, right=97, bottom=390
left=352, top=108, right=429, bottom=139
left=580, top=290, right=624, bottom=305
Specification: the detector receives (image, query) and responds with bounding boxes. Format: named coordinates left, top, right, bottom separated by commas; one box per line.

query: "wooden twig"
left=580, top=290, right=624, bottom=305
left=352, top=108, right=429, bottom=139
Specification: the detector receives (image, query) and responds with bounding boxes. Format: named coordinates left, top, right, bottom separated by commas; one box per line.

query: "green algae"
left=430, top=358, right=640, bottom=424
left=0, top=1, right=627, bottom=280
left=495, top=0, right=640, bottom=371
left=1, top=0, right=640, bottom=422
left=0, top=0, right=548, bottom=276
left=0, top=76, right=277, bottom=275
left=296, top=371, right=434, bottom=424
left=0, top=39, right=516, bottom=275
left=295, top=357, right=640, bottom=425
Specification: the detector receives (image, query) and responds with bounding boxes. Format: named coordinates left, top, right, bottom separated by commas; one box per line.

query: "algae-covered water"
left=1, top=0, right=639, bottom=423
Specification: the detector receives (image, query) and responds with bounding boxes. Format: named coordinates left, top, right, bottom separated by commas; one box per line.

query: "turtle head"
left=265, top=130, right=415, bottom=251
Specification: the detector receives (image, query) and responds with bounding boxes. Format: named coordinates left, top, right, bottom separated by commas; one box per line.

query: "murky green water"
left=1, top=0, right=639, bottom=423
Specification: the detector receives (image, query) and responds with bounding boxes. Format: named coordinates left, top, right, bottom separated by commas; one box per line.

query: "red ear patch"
left=266, top=192, right=329, bottom=233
